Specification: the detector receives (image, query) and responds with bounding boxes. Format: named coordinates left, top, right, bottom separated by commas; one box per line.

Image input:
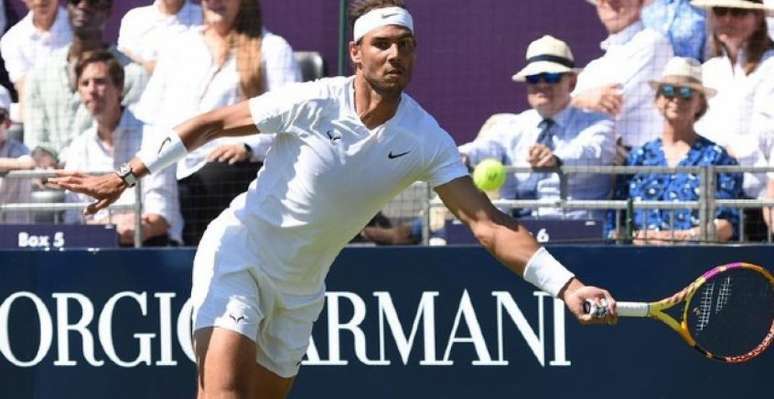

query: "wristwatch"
left=115, top=163, right=138, bottom=188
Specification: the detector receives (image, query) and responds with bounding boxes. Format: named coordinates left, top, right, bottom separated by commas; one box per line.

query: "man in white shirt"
left=23, top=0, right=148, bottom=158
left=62, top=50, right=181, bottom=245
left=117, top=0, right=202, bottom=73
left=0, top=85, right=34, bottom=223
left=52, top=1, right=618, bottom=397
left=0, top=0, right=72, bottom=101
left=460, top=35, right=616, bottom=220
left=574, top=0, right=674, bottom=150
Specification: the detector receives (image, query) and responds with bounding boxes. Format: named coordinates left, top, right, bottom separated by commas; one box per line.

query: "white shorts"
left=191, top=212, right=325, bottom=378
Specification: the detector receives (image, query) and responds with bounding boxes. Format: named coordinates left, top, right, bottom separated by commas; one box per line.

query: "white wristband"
left=137, top=132, right=188, bottom=175
left=523, top=247, right=575, bottom=297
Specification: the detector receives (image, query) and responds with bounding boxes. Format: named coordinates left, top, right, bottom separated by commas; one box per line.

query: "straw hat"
left=511, top=35, right=578, bottom=82
left=648, top=57, right=717, bottom=97
left=691, top=0, right=774, bottom=15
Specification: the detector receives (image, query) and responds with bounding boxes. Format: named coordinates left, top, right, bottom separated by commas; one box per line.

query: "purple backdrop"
left=5, top=0, right=606, bottom=144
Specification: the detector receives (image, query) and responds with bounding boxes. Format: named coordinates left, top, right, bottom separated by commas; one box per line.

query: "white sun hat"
left=648, top=57, right=717, bottom=97
left=511, top=35, right=578, bottom=82
left=691, top=0, right=774, bottom=15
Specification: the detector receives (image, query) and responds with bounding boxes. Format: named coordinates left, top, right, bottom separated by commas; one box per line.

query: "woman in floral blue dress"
left=607, top=57, right=742, bottom=243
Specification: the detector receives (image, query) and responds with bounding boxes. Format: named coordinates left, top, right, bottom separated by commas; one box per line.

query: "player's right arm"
left=435, top=175, right=617, bottom=325
left=49, top=101, right=258, bottom=214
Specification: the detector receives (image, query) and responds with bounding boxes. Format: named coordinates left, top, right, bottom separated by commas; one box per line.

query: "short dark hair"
left=74, top=50, right=124, bottom=89
left=349, top=0, right=407, bottom=32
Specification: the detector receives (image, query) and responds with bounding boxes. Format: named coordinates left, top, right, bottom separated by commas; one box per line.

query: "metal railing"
left=2, top=166, right=773, bottom=247
left=423, top=165, right=774, bottom=245
left=0, top=170, right=145, bottom=247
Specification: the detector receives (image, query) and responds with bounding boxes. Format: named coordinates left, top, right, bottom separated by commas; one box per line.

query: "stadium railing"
left=412, top=165, right=774, bottom=245
left=2, top=166, right=772, bottom=247
left=0, top=170, right=145, bottom=247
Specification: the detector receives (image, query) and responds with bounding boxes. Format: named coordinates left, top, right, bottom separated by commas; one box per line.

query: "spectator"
left=692, top=0, right=774, bottom=239
left=135, top=0, right=301, bottom=245
left=574, top=0, right=674, bottom=150
left=117, top=0, right=203, bottom=74
left=1, top=0, right=73, bottom=110
left=642, top=0, right=708, bottom=60
left=0, top=85, right=34, bottom=223
left=607, top=57, right=742, bottom=244
left=23, top=0, right=148, bottom=160
left=62, top=50, right=181, bottom=245
left=459, top=35, right=616, bottom=220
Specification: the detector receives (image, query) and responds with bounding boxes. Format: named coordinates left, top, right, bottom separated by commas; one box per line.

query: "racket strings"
left=687, top=268, right=773, bottom=358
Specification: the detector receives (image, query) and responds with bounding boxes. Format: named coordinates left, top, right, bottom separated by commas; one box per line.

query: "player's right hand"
left=48, top=171, right=126, bottom=215
left=560, top=278, right=618, bottom=326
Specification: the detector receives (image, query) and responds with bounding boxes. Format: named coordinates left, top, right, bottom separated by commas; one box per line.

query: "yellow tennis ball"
left=472, top=159, right=507, bottom=191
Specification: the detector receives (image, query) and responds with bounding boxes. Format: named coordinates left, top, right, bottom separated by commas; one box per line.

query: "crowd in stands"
left=0, top=0, right=773, bottom=246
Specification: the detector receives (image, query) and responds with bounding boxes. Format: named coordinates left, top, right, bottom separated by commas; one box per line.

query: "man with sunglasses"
left=459, top=35, right=616, bottom=221
left=574, top=0, right=673, bottom=151
left=23, top=0, right=148, bottom=163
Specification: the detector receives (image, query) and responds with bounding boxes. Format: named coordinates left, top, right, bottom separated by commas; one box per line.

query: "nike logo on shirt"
left=388, top=151, right=411, bottom=159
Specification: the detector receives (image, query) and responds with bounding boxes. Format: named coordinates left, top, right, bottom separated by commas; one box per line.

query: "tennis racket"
left=585, top=262, right=774, bottom=363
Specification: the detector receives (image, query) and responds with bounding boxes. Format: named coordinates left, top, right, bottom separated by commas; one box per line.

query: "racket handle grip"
left=616, top=302, right=648, bottom=317
left=583, top=300, right=649, bottom=318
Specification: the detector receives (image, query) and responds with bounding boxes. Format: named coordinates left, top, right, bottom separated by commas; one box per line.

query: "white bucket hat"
left=512, top=35, right=578, bottom=82
left=648, top=57, right=717, bottom=97
left=691, top=0, right=774, bottom=15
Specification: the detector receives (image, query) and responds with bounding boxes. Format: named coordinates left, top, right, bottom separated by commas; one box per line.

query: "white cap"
left=512, top=35, right=577, bottom=82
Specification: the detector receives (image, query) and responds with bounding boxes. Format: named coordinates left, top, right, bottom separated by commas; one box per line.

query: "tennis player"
left=52, top=1, right=618, bottom=397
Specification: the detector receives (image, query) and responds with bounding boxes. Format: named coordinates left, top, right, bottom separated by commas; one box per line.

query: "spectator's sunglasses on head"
left=658, top=84, right=695, bottom=100
left=525, top=72, right=564, bottom=85
left=67, top=0, right=110, bottom=8
left=712, top=7, right=753, bottom=17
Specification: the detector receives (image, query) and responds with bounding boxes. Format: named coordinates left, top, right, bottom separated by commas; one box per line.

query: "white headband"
left=353, top=6, right=414, bottom=43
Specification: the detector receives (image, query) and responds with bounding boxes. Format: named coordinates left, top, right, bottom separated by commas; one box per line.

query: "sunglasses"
left=712, top=7, right=753, bottom=17
left=525, top=72, right=564, bottom=85
left=659, top=84, right=695, bottom=100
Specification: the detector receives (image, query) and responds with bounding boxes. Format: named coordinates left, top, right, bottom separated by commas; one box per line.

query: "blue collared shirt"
left=459, top=106, right=616, bottom=219
left=642, top=0, right=707, bottom=61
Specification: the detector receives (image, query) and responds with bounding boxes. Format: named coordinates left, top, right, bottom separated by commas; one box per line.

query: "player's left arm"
left=434, top=176, right=617, bottom=324
left=49, top=101, right=259, bottom=214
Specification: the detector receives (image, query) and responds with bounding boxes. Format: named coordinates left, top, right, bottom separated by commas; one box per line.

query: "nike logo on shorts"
left=388, top=150, right=411, bottom=159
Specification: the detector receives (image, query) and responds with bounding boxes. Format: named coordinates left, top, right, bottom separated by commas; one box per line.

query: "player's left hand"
left=560, top=278, right=618, bottom=325
left=48, top=170, right=125, bottom=215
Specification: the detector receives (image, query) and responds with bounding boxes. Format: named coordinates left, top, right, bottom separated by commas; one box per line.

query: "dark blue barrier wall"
left=0, top=246, right=771, bottom=399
